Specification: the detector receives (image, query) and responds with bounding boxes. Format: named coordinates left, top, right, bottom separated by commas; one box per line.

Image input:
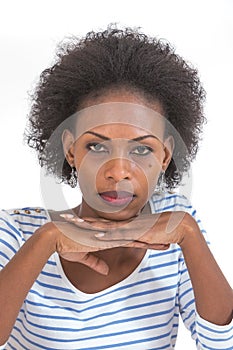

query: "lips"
left=99, top=191, right=135, bottom=206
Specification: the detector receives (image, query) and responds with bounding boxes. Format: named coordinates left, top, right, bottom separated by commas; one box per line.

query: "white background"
left=0, top=1, right=232, bottom=348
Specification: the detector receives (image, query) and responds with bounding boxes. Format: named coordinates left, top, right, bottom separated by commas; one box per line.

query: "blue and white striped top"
left=0, top=193, right=232, bottom=349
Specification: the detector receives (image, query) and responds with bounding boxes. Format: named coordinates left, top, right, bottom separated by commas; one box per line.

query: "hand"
left=40, top=222, right=110, bottom=275
left=61, top=211, right=196, bottom=250
left=59, top=214, right=143, bottom=247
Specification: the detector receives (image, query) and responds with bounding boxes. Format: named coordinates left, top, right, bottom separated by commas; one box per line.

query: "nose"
left=103, top=157, right=133, bottom=182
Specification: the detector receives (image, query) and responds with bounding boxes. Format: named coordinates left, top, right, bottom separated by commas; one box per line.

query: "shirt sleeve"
left=0, top=210, right=24, bottom=270
left=177, top=197, right=233, bottom=349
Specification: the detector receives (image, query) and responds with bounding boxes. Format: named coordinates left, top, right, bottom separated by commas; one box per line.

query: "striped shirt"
left=0, top=193, right=232, bottom=349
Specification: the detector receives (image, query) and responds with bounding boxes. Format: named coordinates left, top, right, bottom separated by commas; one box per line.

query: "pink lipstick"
left=99, top=191, right=135, bottom=206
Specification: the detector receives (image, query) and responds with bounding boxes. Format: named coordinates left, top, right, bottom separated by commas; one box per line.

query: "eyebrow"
left=83, top=131, right=160, bottom=142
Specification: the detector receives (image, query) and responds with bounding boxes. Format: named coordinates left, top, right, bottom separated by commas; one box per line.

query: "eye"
left=131, top=145, right=153, bottom=156
left=86, top=142, right=108, bottom=153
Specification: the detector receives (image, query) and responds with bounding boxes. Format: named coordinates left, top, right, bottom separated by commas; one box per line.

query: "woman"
left=0, top=25, right=232, bottom=349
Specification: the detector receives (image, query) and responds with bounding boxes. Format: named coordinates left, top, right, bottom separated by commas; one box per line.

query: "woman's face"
left=63, top=91, right=173, bottom=220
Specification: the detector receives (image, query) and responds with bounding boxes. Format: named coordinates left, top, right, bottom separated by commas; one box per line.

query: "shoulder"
left=0, top=207, right=49, bottom=238
left=149, top=191, right=194, bottom=214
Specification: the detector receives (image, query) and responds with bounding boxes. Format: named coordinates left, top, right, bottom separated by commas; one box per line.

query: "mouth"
left=98, top=191, right=136, bottom=206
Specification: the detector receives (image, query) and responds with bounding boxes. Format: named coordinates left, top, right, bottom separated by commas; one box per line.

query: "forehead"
left=74, top=102, right=166, bottom=141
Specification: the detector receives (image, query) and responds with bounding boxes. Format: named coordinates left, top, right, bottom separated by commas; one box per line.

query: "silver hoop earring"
left=155, top=170, right=166, bottom=194
left=68, top=167, right=77, bottom=188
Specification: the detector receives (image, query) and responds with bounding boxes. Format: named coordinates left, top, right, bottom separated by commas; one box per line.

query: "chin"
left=80, top=196, right=147, bottom=221
left=96, top=207, right=142, bottom=221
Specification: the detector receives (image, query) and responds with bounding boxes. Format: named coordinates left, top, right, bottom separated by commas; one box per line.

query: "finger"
left=59, top=215, right=105, bottom=232
left=125, top=241, right=170, bottom=250
left=81, top=253, right=109, bottom=275
left=81, top=217, right=136, bottom=229
left=60, top=213, right=84, bottom=222
left=94, top=231, right=171, bottom=250
left=60, top=252, right=109, bottom=275
left=93, top=215, right=160, bottom=239
left=82, top=217, right=112, bottom=223
left=72, top=218, right=127, bottom=231
left=94, top=231, right=140, bottom=241
left=60, top=214, right=116, bottom=229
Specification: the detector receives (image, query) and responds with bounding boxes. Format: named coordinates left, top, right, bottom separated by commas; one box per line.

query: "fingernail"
left=75, top=218, right=84, bottom=222
left=60, top=214, right=74, bottom=219
left=95, top=232, right=105, bottom=238
left=60, top=214, right=84, bottom=222
left=70, top=217, right=84, bottom=222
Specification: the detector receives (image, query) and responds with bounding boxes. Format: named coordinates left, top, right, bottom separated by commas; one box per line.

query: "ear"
left=162, top=135, right=174, bottom=170
left=62, top=129, right=75, bottom=166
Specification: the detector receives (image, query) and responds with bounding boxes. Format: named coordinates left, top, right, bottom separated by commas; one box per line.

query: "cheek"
left=142, top=165, right=160, bottom=191
left=76, top=159, right=97, bottom=188
left=138, top=153, right=161, bottom=174
left=139, top=156, right=162, bottom=194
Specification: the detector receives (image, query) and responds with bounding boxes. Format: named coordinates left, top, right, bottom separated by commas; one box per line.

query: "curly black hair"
left=25, top=24, right=206, bottom=189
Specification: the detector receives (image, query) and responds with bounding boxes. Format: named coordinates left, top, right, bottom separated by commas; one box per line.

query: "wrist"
left=34, top=222, right=59, bottom=256
left=178, top=214, right=203, bottom=250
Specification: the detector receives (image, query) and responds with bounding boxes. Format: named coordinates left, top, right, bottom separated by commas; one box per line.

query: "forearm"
left=0, top=227, right=56, bottom=344
left=180, top=221, right=233, bottom=325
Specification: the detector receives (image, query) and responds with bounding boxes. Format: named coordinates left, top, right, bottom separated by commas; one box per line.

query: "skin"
left=0, top=90, right=232, bottom=345
left=61, top=90, right=233, bottom=323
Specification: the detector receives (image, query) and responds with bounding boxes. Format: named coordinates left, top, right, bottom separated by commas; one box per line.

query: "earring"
left=155, top=170, right=166, bottom=194
left=68, top=167, right=77, bottom=188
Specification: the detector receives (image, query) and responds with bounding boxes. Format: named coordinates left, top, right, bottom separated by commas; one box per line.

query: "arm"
left=0, top=226, right=56, bottom=344
left=92, top=196, right=233, bottom=348
left=179, top=214, right=233, bottom=326
left=0, top=217, right=108, bottom=345
left=88, top=204, right=233, bottom=323
left=73, top=206, right=233, bottom=323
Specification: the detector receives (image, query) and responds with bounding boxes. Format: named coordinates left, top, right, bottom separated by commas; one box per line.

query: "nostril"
left=105, top=174, right=131, bottom=181
left=103, top=161, right=132, bottom=182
